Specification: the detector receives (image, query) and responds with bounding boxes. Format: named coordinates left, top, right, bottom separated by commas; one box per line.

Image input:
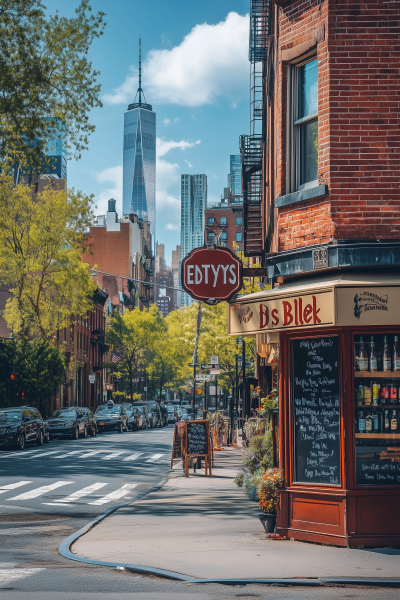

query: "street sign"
left=210, top=368, right=220, bottom=375
left=196, top=374, right=214, bottom=381
left=143, top=386, right=147, bottom=391
left=181, top=246, right=242, bottom=304
left=132, top=378, right=139, bottom=383
left=201, top=363, right=216, bottom=369
left=188, top=363, right=195, bottom=367
left=210, top=355, right=219, bottom=364
left=89, top=372, right=95, bottom=384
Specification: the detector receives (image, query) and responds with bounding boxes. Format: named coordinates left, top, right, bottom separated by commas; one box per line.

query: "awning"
left=228, top=272, right=400, bottom=335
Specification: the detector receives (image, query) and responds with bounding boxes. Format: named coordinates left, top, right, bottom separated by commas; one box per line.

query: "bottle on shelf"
left=384, top=409, right=390, bottom=432
left=358, top=410, right=366, bottom=433
left=358, top=336, right=368, bottom=371
left=364, top=382, right=372, bottom=406
left=383, top=335, right=392, bottom=372
left=372, top=381, right=379, bottom=406
left=394, top=336, right=400, bottom=372
left=365, top=411, right=373, bottom=433
left=390, top=381, right=398, bottom=405
left=380, top=381, right=389, bottom=405
left=354, top=342, right=359, bottom=371
left=370, top=336, right=377, bottom=371
left=390, top=409, right=398, bottom=433
left=372, top=409, right=380, bottom=433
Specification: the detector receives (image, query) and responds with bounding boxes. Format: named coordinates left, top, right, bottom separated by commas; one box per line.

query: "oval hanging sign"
left=181, top=246, right=242, bottom=304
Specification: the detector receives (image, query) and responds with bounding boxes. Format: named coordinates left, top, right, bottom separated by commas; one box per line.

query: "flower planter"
left=258, top=512, right=276, bottom=534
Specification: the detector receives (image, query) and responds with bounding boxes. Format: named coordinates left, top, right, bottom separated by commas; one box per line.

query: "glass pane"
left=236, top=232, right=242, bottom=242
left=354, top=333, right=400, bottom=486
left=300, top=120, right=318, bottom=185
left=298, top=59, right=318, bottom=119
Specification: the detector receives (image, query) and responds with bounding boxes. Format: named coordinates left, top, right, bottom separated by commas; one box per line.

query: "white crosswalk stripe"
left=122, top=453, right=143, bottom=461
left=0, top=567, right=45, bottom=585
left=8, top=480, right=74, bottom=500
left=18, top=450, right=61, bottom=460
left=9, top=449, right=49, bottom=459
left=53, top=450, right=84, bottom=459
left=89, top=483, right=137, bottom=505
left=54, top=482, right=108, bottom=503
left=101, top=451, right=126, bottom=460
left=0, top=481, right=32, bottom=494
left=146, top=453, right=164, bottom=463
left=77, top=450, right=104, bottom=458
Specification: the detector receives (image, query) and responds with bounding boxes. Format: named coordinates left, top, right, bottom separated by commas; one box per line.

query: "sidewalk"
left=73, top=448, right=400, bottom=580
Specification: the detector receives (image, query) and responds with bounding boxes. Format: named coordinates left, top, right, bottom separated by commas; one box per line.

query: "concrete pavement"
left=72, top=447, right=400, bottom=580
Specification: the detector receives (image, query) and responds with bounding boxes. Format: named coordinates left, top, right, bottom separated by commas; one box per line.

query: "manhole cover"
left=0, top=513, right=67, bottom=522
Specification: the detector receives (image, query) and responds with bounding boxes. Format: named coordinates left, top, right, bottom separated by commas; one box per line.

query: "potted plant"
left=257, top=467, right=284, bottom=533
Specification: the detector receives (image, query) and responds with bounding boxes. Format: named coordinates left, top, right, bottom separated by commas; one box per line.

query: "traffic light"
left=10, top=373, right=19, bottom=381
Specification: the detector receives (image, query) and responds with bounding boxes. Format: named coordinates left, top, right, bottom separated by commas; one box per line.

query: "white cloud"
left=166, top=222, right=179, bottom=230
left=94, top=165, right=122, bottom=214
left=163, top=118, right=171, bottom=125
left=184, top=159, right=193, bottom=168
left=103, top=12, right=249, bottom=107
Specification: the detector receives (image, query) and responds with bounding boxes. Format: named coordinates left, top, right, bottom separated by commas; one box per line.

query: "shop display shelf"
left=354, top=371, right=400, bottom=378
left=355, top=404, right=400, bottom=409
left=355, top=433, right=400, bottom=439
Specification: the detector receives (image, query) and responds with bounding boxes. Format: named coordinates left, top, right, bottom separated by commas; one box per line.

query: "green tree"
left=0, top=338, right=65, bottom=415
left=106, top=305, right=166, bottom=401
left=0, top=0, right=106, bottom=179
left=0, top=173, right=97, bottom=338
left=147, top=335, right=178, bottom=402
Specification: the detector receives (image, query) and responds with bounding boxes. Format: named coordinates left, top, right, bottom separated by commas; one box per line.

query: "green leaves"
left=0, top=172, right=96, bottom=338
left=0, top=0, right=106, bottom=175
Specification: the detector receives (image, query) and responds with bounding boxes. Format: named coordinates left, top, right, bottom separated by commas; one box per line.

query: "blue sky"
left=47, top=0, right=250, bottom=264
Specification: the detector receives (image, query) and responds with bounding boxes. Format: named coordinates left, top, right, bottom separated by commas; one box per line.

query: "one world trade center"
left=123, top=39, right=156, bottom=236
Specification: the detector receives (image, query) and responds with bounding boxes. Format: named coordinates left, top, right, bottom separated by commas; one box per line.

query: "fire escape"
left=240, top=0, right=270, bottom=257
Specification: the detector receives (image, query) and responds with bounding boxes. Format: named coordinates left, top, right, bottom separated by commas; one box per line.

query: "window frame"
left=287, top=53, right=319, bottom=194
left=207, top=216, right=215, bottom=225
left=236, top=232, right=242, bottom=242
left=220, top=216, right=227, bottom=226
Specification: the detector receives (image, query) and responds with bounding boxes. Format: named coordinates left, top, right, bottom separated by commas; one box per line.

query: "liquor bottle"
left=381, top=381, right=389, bottom=404
left=390, top=409, right=398, bottom=433
left=372, top=381, right=379, bottom=406
left=372, top=409, right=380, bottom=433
left=358, top=382, right=364, bottom=404
left=394, top=336, right=400, bottom=372
left=364, top=382, right=372, bottom=406
left=365, top=411, right=373, bottom=433
left=383, top=335, right=392, bottom=371
left=370, top=336, right=377, bottom=371
left=390, top=381, right=398, bottom=405
left=384, top=409, right=390, bottom=432
left=358, top=336, right=368, bottom=371
left=358, top=410, right=366, bottom=433
left=354, top=342, right=359, bottom=371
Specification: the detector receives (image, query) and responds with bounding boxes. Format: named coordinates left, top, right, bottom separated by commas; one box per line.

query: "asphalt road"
left=1, top=426, right=399, bottom=600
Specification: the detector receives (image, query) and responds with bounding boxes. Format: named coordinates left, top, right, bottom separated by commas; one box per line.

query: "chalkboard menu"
left=186, top=421, right=209, bottom=456
left=292, top=337, right=341, bottom=485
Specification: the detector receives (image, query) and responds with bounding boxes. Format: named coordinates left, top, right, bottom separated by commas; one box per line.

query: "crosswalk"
left=1, top=479, right=139, bottom=507
left=0, top=448, right=166, bottom=463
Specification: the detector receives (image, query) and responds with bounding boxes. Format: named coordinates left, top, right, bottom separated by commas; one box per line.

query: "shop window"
left=236, top=232, right=242, bottom=242
left=287, top=57, right=318, bottom=192
left=354, top=333, right=400, bottom=486
left=236, top=217, right=242, bottom=226
left=220, top=231, right=227, bottom=241
left=207, top=217, right=215, bottom=225
left=220, top=217, right=227, bottom=226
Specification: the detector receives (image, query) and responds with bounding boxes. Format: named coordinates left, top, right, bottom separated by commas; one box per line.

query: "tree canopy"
left=0, top=0, right=106, bottom=177
left=0, top=173, right=96, bottom=338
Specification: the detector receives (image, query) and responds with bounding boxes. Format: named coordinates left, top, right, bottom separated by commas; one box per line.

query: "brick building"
left=205, top=202, right=243, bottom=252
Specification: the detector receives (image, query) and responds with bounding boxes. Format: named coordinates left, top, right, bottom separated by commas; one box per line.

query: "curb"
left=184, top=579, right=322, bottom=587
left=58, top=475, right=191, bottom=581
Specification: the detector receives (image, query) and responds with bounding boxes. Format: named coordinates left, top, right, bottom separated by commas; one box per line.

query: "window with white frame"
left=287, top=57, right=318, bottom=192
left=220, top=216, right=227, bottom=226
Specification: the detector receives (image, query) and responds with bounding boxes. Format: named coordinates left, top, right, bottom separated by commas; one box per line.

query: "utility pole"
left=192, top=303, right=203, bottom=419
left=242, top=337, right=247, bottom=419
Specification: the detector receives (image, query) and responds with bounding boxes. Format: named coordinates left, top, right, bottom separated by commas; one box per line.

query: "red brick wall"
left=204, top=207, right=243, bottom=252
left=83, top=223, right=132, bottom=278
left=269, top=0, right=400, bottom=252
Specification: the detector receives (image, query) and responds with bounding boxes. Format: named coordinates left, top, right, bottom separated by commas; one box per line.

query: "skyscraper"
left=230, top=154, right=242, bottom=201
left=180, top=174, right=207, bottom=306
left=123, top=39, right=156, bottom=237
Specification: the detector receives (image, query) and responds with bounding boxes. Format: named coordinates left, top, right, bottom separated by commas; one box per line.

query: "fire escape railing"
left=241, top=0, right=270, bottom=257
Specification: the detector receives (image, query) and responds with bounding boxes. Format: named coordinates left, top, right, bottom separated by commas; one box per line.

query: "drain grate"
left=0, top=513, right=67, bottom=522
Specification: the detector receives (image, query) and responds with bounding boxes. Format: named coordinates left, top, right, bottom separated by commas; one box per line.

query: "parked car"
left=133, top=402, right=162, bottom=428
left=95, top=403, right=128, bottom=433
left=79, top=407, right=97, bottom=436
left=165, top=404, right=177, bottom=424
left=159, top=403, right=168, bottom=427
left=180, top=408, right=191, bottom=421
left=0, top=406, right=49, bottom=451
left=47, top=408, right=88, bottom=440
left=125, top=406, right=146, bottom=431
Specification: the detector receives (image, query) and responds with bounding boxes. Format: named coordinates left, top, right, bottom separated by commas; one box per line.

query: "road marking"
left=0, top=481, right=33, bottom=494
left=0, top=568, right=45, bottom=585
left=101, top=451, right=126, bottom=460
left=8, top=481, right=74, bottom=500
left=18, top=450, right=61, bottom=460
left=89, top=483, right=137, bottom=505
left=146, top=453, right=164, bottom=462
left=77, top=450, right=104, bottom=458
left=122, top=453, right=143, bottom=461
left=8, top=449, right=49, bottom=459
left=53, top=450, right=85, bottom=459
left=56, top=482, right=108, bottom=503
